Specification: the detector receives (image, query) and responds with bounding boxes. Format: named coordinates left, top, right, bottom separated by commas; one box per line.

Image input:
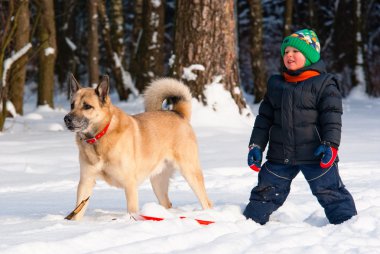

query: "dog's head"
left=64, top=74, right=111, bottom=134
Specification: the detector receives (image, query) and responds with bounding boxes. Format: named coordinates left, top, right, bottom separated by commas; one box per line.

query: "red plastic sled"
left=140, top=215, right=214, bottom=225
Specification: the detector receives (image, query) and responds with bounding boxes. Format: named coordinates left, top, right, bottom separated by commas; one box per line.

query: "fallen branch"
left=65, top=196, right=90, bottom=220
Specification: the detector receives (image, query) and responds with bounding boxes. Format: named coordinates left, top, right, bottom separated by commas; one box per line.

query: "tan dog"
left=64, top=74, right=212, bottom=220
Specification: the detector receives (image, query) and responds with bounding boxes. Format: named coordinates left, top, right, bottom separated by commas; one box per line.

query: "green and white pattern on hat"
left=281, top=29, right=321, bottom=67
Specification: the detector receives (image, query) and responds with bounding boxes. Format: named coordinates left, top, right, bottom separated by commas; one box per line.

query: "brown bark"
left=9, top=0, right=30, bottom=115
left=129, top=0, right=143, bottom=80
left=98, top=0, right=129, bottom=100
left=248, top=0, right=267, bottom=103
left=88, top=0, right=100, bottom=87
left=55, top=0, right=77, bottom=90
left=110, top=0, right=126, bottom=67
left=171, top=0, right=248, bottom=114
left=283, top=0, right=293, bottom=37
left=134, top=0, right=165, bottom=92
left=37, top=0, right=57, bottom=108
left=0, top=0, right=24, bottom=130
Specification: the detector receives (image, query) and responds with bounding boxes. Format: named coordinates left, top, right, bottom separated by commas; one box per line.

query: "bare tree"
left=248, top=0, right=267, bottom=103
left=134, top=0, right=165, bottom=92
left=55, top=0, right=77, bottom=89
left=98, top=0, right=137, bottom=100
left=37, top=0, right=57, bottom=108
left=9, top=0, right=30, bottom=115
left=363, top=0, right=379, bottom=96
left=88, top=0, right=100, bottom=87
left=0, top=0, right=31, bottom=130
left=283, top=0, right=293, bottom=37
left=129, top=0, right=143, bottom=80
left=171, top=0, right=248, bottom=114
left=110, top=0, right=126, bottom=67
left=331, top=0, right=356, bottom=95
left=354, top=0, right=371, bottom=95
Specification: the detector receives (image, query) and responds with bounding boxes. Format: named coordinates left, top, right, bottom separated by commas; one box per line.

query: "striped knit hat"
left=281, top=29, right=321, bottom=67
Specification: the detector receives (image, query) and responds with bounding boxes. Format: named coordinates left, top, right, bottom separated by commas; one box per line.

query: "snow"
left=44, top=47, right=55, bottom=56
left=112, top=53, right=139, bottom=97
left=151, top=0, right=161, bottom=8
left=1, top=86, right=380, bottom=253
left=6, top=101, right=17, bottom=117
left=1, top=43, right=32, bottom=87
left=182, top=64, right=205, bottom=81
left=65, top=37, right=77, bottom=51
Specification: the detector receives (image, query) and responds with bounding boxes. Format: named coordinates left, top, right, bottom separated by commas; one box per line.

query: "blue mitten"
left=314, top=141, right=338, bottom=169
left=248, top=145, right=262, bottom=172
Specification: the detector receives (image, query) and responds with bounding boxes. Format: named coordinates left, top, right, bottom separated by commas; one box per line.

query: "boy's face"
left=283, top=46, right=306, bottom=71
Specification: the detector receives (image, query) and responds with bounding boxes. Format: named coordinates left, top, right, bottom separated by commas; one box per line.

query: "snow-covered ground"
left=1, top=85, right=380, bottom=254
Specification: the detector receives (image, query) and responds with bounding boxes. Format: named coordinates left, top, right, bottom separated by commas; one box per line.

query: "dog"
left=64, top=74, right=212, bottom=220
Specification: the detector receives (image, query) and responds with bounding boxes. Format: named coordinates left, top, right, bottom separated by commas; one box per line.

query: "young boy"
left=244, top=29, right=357, bottom=225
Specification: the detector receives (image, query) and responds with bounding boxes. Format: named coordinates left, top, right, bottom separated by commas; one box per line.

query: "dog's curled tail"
left=144, top=78, right=192, bottom=121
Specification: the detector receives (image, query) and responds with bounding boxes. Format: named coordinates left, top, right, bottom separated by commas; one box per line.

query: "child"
left=244, top=29, right=357, bottom=225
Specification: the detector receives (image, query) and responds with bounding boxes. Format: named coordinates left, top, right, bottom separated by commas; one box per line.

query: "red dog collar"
left=85, top=121, right=111, bottom=144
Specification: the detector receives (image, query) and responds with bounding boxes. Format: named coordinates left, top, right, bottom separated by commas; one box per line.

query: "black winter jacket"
left=249, top=60, right=342, bottom=165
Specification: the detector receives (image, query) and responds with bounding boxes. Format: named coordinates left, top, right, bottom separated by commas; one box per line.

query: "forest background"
left=0, top=0, right=379, bottom=131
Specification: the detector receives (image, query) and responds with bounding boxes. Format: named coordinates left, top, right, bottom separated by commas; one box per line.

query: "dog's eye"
left=71, top=103, right=74, bottom=110
left=83, top=103, right=93, bottom=110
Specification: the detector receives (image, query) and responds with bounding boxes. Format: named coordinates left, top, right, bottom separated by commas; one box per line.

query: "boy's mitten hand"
left=314, top=141, right=338, bottom=169
left=248, top=145, right=262, bottom=172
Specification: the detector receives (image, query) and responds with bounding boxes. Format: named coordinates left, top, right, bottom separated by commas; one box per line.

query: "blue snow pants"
left=243, top=161, right=357, bottom=225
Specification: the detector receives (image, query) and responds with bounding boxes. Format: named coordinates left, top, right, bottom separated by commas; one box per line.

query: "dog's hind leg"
left=178, top=163, right=213, bottom=210
left=150, top=166, right=174, bottom=209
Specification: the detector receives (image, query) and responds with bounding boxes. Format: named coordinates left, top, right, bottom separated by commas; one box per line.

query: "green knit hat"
left=281, top=29, right=321, bottom=67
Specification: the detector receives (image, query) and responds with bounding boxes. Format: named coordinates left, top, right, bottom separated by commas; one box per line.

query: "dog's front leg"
left=124, top=179, right=139, bottom=214
left=72, top=178, right=96, bottom=220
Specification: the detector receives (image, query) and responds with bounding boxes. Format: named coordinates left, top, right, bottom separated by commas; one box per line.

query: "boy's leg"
left=243, top=162, right=299, bottom=225
left=301, top=163, right=357, bottom=224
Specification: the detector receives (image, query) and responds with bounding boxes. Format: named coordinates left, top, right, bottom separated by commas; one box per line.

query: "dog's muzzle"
left=64, top=114, right=88, bottom=132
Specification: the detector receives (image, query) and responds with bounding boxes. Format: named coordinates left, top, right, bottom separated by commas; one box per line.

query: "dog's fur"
left=64, top=74, right=212, bottom=220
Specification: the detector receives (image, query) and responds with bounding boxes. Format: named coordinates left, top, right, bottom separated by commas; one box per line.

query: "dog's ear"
left=96, top=75, right=110, bottom=104
left=69, top=73, right=81, bottom=98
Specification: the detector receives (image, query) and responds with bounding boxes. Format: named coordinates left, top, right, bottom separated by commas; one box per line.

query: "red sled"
left=140, top=215, right=214, bottom=225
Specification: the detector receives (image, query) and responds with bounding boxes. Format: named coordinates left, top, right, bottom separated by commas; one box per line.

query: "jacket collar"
left=282, top=60, right=326, bottom=82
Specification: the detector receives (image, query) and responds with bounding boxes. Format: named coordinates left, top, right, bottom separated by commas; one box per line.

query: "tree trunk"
left=55, top=0, right=77, bottom=90
left=110, top=0, right=126, bottom=68
left=283, top=0, right=293, bottom=37
left=363, top=0, right=379, bottom=96
left=248, top=0, right=267, bottom=103
left=98, top=0, right=130, bottom=100
left=331, top=0, right=356, bottom=96
left=37, top=0, right=57, bottom=108
left=0, top=0, right=20, bottom=130
left=237, top=0, right=253, bottom=93
left=88, top=0, right=100, bottom=87
left=171, top=0, right=248, bottom=114
left=134, top=0, right=165, bottom=92
left=129, top=0, right=143, bottom=81
left=9, top=0, right=30, bottom=115
left=353, top=0, right=366, bottom=88
left=308, top=0, right=316, bottom=29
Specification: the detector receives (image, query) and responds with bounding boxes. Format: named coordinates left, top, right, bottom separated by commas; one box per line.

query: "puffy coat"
left=249, top=60, right=342, bottom=165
